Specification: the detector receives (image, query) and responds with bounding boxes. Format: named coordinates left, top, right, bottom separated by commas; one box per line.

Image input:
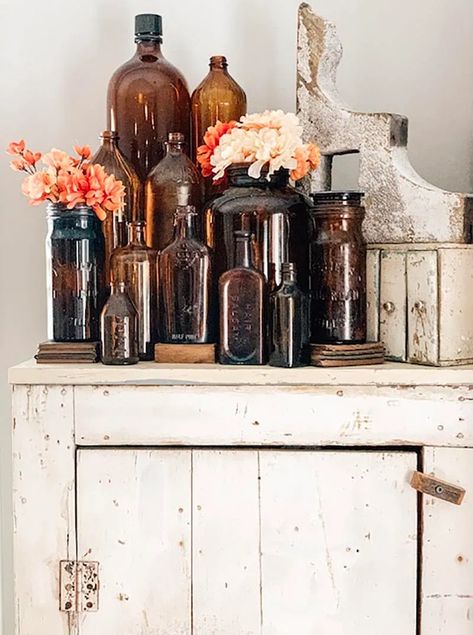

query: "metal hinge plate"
left=60, top=560, right=99, bottom=612
left=410, top=471, right=466, bottom=505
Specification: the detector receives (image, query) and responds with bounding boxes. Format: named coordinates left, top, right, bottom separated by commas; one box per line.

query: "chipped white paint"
left=75, top=384, right=473, bottom=448
left=259, top=451, right=417, bottom=634
left=12, top=385, right=77, bottom=635
left=407, top=251, right=439, bottom=365
left=76, top=450, right=191, bottom=634
left=422, top=448, right=473, bottom=633
left=297, top=3, right=473, bottom=244
left=366, top=249, right=380, bottom=343
left=379, top=251, right=407, bottom=361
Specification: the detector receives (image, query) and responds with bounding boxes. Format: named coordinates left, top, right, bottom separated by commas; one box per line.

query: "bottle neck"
left=235, top=237, right=252, bottom=268
left=111, top=282, right=127, bottom=295
left=100, top=137, right=117, bottom=152
left=128, top=223, right=146, bottom=245
left=135, top=39, right=163, bottom=59
left=209, top=59, right=229, bottom=73
left=281, top=267, right=297, bottom=284
left=175, top=210, right=197, bottom=239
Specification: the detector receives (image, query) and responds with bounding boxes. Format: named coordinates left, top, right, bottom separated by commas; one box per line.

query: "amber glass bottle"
left=110, top=221, right=158, bottom=360
left=191, top=56, right=247, bottom=161
left=107, top=14, right=191, bottom=180
left=269, top=263, right=309, bottom=368
left=101, top=282, right=139, bottom=365
left=310, top=191, right=366, bottom=343
left=219, top=230, right=266, bottom=365
left=159, top=206, right=214, bottom=344
left=145, top=132, right=202, bottom=252
left=92, top=131, right=141, bottom=282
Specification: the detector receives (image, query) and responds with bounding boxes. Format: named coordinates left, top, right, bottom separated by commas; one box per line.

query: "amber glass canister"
left=92, top=131, right=141, bottom=283
left=110, top=221, right=158, bottom=360
left=310, top=191, right=366, bottom=343
left=191, top=55, right=247, bottom=162
left=107, top=14, right=191, bottom=179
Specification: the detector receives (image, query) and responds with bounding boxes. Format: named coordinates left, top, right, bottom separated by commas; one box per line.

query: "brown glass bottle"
left=110, top=221, right=158, bottom=360
left=145, top=133, right=202, bottom=252
left=310, top=191, right=366, bottom=343
left=101, top=282, right=139, bottom=365
left=92, top=131, right=142, bottom=283
left=107, top=14, right=191, bottom=180
left=269, top=263, right=309, bottom=368
left=159, top=206, right=214, bottom=344
left=191, top=55, right=247, bottom=162
left=219, top=230, right=266, bottom=365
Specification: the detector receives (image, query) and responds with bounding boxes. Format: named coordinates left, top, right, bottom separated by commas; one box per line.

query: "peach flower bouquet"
left=7, top=140, right=124, bottom=221
left=197, top=110, right=320, bottom=182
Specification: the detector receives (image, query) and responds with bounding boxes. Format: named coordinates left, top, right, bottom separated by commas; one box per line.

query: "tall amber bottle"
left=92, top=131, right=141, bottom=283
left=191, top=56, right=247, bottom=162
left=110, top=221, right=158, bottom=360
left=107, top=14, right=191, bottom=180
left=219, top=230, right=266, bottom=365
left=145, top=132, right=202, bottom=252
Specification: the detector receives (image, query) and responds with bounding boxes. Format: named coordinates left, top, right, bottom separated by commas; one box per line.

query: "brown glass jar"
left=191, top=55, right=246, bottom=162
left=310, top=191, right=366, bottom=343
left=101, top=282, right=139, bottom=365
left=206, top=164, right=311, bottom=293
left=107, top=14, right=191, bottom=180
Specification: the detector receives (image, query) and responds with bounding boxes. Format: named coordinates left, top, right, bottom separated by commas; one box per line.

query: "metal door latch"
left=410, top=471, right=465, bottom=505
left=60, top=560, right=99, bottom=612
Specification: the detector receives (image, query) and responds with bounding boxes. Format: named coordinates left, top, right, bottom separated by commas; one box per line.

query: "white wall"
left=0, top=0, right=472, bottom=631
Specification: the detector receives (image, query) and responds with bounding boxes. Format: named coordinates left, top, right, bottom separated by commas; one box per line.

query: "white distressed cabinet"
left=9, top=360, right=473, bottom=634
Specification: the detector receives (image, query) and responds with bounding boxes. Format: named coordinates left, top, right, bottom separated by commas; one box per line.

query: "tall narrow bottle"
left=101, top=282, right=139, bottom=365
left=159, top=206, right=214, bottom=344
left=191, top=55, right=247, bottom=161
left=92, top=131, right=141, bottom=283
left=110, top=221, right=158, bottom=360
left=107, top=14, right=191, bottom=180
left=269, top=263, right=309, bottom=368
left=219, top=230, right=266, bottom=365
left=145, top=133, right=202, bottom=252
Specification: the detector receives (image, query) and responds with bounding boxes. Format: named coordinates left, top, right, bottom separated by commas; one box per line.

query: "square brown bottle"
left=219, top=230, right=266, bottom=365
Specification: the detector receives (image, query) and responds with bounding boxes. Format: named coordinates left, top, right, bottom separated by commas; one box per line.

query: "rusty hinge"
left=410, top=471, right=466, bottom=505
left=60, top=561, right=99, bottom=613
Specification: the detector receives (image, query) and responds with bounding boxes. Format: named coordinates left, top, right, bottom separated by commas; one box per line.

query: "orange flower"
left=197, top=120, right=238, bottom=178
left=290, top=144, right=321, bottom=181
left=6, top=140, right=26, bottom=156
left=21, top=171, right=57, bottom=205
left=23, top=150, right=42, bottom=166
left=10, top=158, right=28, bottom=172
left=73, top=145, right=92, bottom=160
left=43, top=149, right=75, bottom=171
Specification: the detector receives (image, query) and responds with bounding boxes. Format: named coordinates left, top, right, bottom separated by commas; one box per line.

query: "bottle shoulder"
left=160, top=237, right=209, bottom=257
left=220, top=266, right=265, bottom=285
left=108, top=53, right=190, bottom=94
left=147, top=154, right=201, bottom=182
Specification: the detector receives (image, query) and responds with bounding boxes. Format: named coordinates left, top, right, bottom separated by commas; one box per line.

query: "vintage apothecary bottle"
left=310, top=191, right=366, bottom=343
left=191, top=55, right=247, bottom=161
left=110, top=221, right=158, bottom=360
left=101, top=282, right=139, bottom=365
left=219, top=230, right=266, bottom=365
left=206, top=164, right=311, bottom=293
left=107, top=14, right=191, bottom=180
left=92, top=131, right=141, bottom=283
left=269, top=263, right=309, bottom=368
left=159, top=206, right=214, bottom=344
left=46, top=204, right=105, bottom=342
left=145, top=133, right=202, bottom=252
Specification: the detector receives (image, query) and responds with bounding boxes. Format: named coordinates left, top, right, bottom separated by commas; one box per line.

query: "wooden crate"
left=367, top=244, right=473, bottom=366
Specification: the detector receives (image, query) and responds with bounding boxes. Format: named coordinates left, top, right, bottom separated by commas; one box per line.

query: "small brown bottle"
left=92, top=131, right=142, bottom=283
left=110, top=221, right=158, bottom=360
left=145, top=133, right=202, bottom=252
left=191, top=55, right=247, bottom=161
left=101, top=282, right=139, bottom=365
left=159, top=206, right=214, bottom=344
left=219, top=230, right=266, bottom=365
left=107, top=14, right=191, bottom=179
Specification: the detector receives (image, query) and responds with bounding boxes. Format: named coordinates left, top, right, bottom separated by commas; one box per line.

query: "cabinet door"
left=77, top=449, right=417, bottom=635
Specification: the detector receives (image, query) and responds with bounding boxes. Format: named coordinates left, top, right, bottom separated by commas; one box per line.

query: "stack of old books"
left=310, top=342, right=385, bottom=367
left=35, top=341, right=100, bottom=364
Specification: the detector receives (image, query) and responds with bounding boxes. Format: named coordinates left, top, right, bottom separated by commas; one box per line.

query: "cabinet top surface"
left=8, top=358, right=473, bottom=387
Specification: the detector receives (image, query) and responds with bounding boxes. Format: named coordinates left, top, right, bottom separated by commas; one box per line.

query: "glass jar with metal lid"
left=309, top=191, right=366, bottom=344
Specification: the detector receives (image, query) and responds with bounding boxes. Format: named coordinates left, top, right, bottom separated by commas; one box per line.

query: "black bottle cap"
left=135, top=14, right=163, bottom=40
left=311, top=191, right=364, bottom=205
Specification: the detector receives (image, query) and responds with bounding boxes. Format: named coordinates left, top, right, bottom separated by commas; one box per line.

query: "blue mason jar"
left=46, top=203, right=106, bottom=341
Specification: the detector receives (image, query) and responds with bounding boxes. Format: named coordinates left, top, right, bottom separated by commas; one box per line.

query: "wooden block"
left=310, top=342, right=385, bottom=367
left=36, top=341, right=100, bottom=364
left=155, top=343, right=216, bottom=364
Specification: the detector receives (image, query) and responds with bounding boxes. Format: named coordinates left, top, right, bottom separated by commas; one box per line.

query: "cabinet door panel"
left=422, top=448, right=473, bottom=634
left=259, top=451, right=418, bottom=635
left=77, top=449, right=191, bottom=635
